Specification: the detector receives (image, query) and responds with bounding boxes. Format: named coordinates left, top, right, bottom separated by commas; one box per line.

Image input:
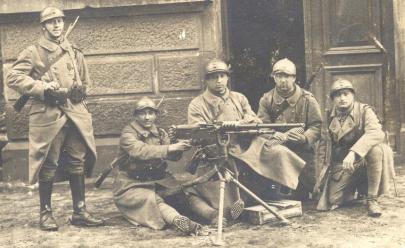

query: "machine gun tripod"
left=170, top=122, right=305, bottom=245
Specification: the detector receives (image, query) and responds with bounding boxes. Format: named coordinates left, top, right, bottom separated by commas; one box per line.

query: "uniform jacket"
left=112, top=121, right=190, bottom=229
left=257, top=85, right=322, bottom=149
left=6, top=36, right=96, bottom=184
left=317, top=101, right=395, bottom=210
left=112, top=120, right=184, bottom=196
left=256, top=85, right=322, bottom=189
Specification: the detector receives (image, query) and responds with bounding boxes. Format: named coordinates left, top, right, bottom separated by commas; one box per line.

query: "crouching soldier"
left=112, top=97, right=204, bottom=235
left=317, top=79, right=395, bottom=217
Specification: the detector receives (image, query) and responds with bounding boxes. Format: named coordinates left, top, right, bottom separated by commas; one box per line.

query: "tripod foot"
left=212, top=236, right=226, bottom=246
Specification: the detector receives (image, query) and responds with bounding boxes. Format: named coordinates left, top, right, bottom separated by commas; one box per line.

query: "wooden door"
left=303, top=0, right=397, bottom=148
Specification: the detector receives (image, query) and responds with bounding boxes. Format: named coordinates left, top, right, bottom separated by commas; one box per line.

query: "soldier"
left=257, top=58, right=323, bottom=200
left=186, top=58, right=264, bottom=225
left=112, top=97, right=204, bottom=235
left=317, top=79, right=395, bottom=217
left=6, top=7, right=103, bottom=231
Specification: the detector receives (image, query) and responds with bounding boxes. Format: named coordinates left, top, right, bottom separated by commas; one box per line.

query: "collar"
left=130, top=120, right=160, bottom=138
left=202, top=88, right=230, bottom=105
left=273, top=84, right=302, bottom=106
left=38, top=36, right=71, bottom=52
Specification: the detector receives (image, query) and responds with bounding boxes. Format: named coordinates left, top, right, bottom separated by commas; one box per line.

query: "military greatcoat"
left=256, top=85, right=323, bottom=191
left=317, top=102, right=395, bottom=210
left=6, top=36, right=96, bottom=184
left=112, top=120, right=190, bottom=229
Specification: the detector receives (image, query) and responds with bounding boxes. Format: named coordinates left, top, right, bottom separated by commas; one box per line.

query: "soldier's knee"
left=39, top=168, right=56, bottom=182
left=366, top=145, right=384, bottom=163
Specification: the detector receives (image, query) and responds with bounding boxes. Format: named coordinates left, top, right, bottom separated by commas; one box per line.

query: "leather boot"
left=187, top=194, right=218, bottom=224
left=172, top=215, right=205, bottom=236
left=39, top=181, right=58, bottom=231
left=367, top=196, right=382, bottom=217
left=69, top=174, right=104, bottom=227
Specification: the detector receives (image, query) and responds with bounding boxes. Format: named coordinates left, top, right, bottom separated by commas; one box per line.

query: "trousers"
left=39, top=120, right=87, bottom=182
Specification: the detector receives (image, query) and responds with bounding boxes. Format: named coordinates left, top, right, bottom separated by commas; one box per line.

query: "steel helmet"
left=205, top=59, right=230, bottom=75
left=134, top=97, right=158, bottom=115
left=272, top=58, right=296, bottom=76
left=40, top=7, right=65, bottom=24
left=330, top=79, right=355, bottom=98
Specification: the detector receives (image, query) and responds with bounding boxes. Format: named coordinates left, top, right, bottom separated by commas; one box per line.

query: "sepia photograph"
left=0, top=0, right=405, bottom=247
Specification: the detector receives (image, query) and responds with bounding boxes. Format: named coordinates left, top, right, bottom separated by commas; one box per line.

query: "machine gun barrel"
left=220, top=122, right=305, bottom=132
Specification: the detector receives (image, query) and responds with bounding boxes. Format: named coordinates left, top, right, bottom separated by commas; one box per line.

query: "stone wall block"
left=86, top=55, right=154, bottom=95
left=157, top=53, right=202, bottom=92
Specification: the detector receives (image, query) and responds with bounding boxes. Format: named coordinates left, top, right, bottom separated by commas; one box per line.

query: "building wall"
left=0, top=0, right=223, bottom=181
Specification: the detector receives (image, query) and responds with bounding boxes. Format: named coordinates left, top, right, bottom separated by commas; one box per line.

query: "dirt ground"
left=1, top=167, right=405, bottom=248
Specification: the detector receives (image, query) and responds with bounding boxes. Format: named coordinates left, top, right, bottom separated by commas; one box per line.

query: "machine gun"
left=170, top=121, right=305, bottom=245
left=170, top=122, right=305, bottom=147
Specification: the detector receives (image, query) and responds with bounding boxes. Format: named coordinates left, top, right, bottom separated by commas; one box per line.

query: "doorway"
left=226, top=0, right=306, bottom=111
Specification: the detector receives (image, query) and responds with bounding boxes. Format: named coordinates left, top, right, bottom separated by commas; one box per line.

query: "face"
left=134, top=108, right=157, bottom=129
left=332, top=89, right=355, bottom=110
left=205, top=72, right=229, bottom=95
left=273, top=72, right=296, bottom=94
left=43, top=17, right=64, bottom=39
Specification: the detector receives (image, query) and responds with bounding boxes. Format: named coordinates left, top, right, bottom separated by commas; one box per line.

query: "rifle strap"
left=66, top=43, right=83, bottom=86
left=34, top=44, right=66, bottom=81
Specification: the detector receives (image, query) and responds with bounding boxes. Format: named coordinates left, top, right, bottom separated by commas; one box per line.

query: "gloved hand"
left=44, top=88, right=68, bottom=106
left=69, top=85, right=87, bottom=103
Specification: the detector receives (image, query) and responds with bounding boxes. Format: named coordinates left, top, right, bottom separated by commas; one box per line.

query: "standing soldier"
left=112, top=97, right=204, bottom=235
left=6, top=7, right=103, bottom=231
left=317, top=79, right=395, bottom=217
left=257, top=58, right=323, bottom=200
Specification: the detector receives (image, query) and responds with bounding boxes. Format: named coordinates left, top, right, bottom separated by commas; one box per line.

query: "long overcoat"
left=6, top=36, right=96, bottom=184
left=112, top=120, right=189, bottom=229
left=256, top=85, right=323, bottom=190
left=317, top=102, right=395, bottom=210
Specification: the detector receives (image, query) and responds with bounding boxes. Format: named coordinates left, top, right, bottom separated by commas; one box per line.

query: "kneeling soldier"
left=112, top=97, right=203, bottom=235
left=317, top=79, right=395, bottom=217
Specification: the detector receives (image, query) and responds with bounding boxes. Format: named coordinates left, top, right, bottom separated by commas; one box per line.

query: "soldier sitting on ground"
left=317, top=79, right=395, bottom=217
left=112, top=97, right=205, bottom=235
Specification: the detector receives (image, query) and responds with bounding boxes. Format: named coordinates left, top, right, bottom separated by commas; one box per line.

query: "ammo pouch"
left=69, top=85, right=87, bottom=104
left=44, top=88, right=68, bottom=106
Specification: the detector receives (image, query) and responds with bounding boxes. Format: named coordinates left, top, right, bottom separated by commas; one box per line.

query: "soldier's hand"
left=272, top=132, right=287, bottom=141
left=44, top=81, right=60, bottom=91
left=287, top=132, right=307, bottom=144
left=342, top=151, right=356, bottom=172
left=168, top=126, right=177, bottom=141
left=168, top=139, right=192, bottom=152
left=221, top=121, right=240, bottom=129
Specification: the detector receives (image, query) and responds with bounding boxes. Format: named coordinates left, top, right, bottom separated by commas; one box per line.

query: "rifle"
left=13, top=16, right=80, bottom=112
left=302, top=63, right=323, bottom=90
left=94, top=96, right=165, bottom=188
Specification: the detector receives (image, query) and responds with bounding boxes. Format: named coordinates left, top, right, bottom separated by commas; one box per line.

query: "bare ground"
left=1, top=168, right=405, bottom=248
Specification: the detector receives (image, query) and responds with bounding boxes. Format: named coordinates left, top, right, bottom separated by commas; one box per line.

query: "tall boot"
left=39, top=180, right=59, bottom=231
left=69, top=174, right=104, bottom=226
left=366, top=146, right=383, bottom=217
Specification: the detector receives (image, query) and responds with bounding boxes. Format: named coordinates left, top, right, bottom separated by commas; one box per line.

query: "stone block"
left=157, top=53, right=202, bottom=92
left=2, top=141, right=29, bottom=182
left=69, top=13, right=201, bottom=54
left=88, top=96, right=193, bottom=136
left=86, top=55, right=154, bottom=95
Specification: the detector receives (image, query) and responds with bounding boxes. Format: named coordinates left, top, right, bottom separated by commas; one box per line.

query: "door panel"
left=304, top=0, right=396, bottom=146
